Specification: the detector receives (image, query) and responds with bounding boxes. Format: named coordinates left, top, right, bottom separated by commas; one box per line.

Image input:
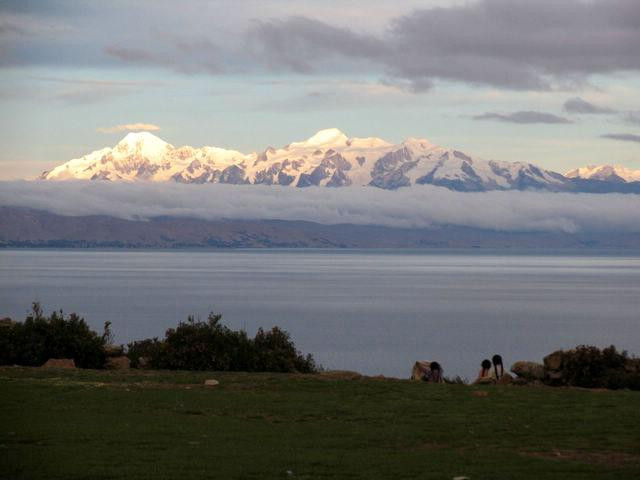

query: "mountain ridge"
left=42, top=129, right=640, bottom=193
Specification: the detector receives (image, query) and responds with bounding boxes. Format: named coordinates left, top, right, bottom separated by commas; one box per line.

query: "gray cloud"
left=623, top=112, right=640, bottom=125
left=29, top=75, right=162, bottom=87
left=564, top=97, right=615, bottom=115
left=105, top=43, right=224, bottom=74
left=601, top=133, right=640, bottom=143
left=473, top=111, right=571, bottom=124
left=0, top=19, right=28, bottom=36
left=3, top=1, right=640, bottom=91
left=105, top=46, right=161, bottom=64
left=248, top=0, right=640, bottom=90
left=0, top=75, right=163, bottom=105
left=51, top=84, right=138, bottom=105
left=247, top=16, right=387, bottom=74
left=0, top=0, right=78, bottom=16
left=1, top=181, right=639, bottom=234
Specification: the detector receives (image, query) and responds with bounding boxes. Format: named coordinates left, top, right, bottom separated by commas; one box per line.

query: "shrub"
left=159, top=313, right=254, bottom=371
left=253, top=326, right=317, bottom=374
left=0, top=303, right=105, bottom=368
left=559, top=345, right=639, bottom=390
left=127, top=313, right=318, bottom=373
left=126, top=338, right=166, bottom=368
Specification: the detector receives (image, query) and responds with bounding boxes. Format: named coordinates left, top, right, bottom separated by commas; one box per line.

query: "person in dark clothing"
left=492, top=354, right=504, bottom=381
left=428, top=361, right=443, bottom=383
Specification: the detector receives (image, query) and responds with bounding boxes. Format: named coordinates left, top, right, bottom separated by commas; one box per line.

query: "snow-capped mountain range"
left=565, top=164, right=640, bottom=183
left=42, top=129, right=639, bottom=192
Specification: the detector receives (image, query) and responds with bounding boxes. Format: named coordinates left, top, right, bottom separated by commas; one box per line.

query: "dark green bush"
left=126, top=338, right=165, bottom=368
left=0, top=303, right=105, bottom=368
left=253, top=326, right=317, bottom=373
left=559, top=345, right=639, bottom=390
left=159, top=313, right=254, bottom=371
left=127, top=313, right=317, bottom=373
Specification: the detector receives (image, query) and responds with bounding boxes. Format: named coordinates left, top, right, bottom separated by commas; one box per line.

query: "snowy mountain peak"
left=297, top=128, right=349, bottom=147
left=565, top=164, right=640, bottom=183
left=118, top=131, right=167, bottom=145
left=116, top=131, right=172, bottom=157
left=401, top=137, right=437, bottom=151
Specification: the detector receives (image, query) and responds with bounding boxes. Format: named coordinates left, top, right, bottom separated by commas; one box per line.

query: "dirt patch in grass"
left=522, top=449, right=640, bottom=467
left=471, top=390, right=489, bottom=397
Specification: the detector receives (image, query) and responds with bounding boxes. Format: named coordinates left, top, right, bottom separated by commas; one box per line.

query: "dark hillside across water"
left=2, top=206, right=640, bottom=249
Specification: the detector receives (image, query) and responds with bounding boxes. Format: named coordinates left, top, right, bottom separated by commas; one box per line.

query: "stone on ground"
left=543, top=350, right=564, bottom=371
left=511, top=361, right=545, bottom=381
left=105, top=356, right=130, bottom=370
left=104, top=344, right=124, bottom=357
left=42, top=358, right=76, bottom=369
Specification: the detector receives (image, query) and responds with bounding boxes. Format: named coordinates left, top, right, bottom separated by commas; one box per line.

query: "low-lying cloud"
left=473, top=111, right=571, bottom=124
left=1, top=181, right=639, bottom=234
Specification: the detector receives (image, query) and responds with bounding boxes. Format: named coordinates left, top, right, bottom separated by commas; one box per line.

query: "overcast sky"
left=1, top=0, right=639, bottom=179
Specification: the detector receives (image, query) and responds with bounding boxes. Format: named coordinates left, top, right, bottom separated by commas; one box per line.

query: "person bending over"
left=492, top=354, right=504, bottom=381
left=476, top=359, right=492, bottom=383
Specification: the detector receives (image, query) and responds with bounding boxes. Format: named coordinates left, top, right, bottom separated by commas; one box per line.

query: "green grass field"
left=1, top=367, right=639, bottom=479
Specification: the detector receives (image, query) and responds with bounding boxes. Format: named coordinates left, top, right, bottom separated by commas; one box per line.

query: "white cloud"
left=1, top=181, right=639, bottom=234
left=96, top=123, right=161, bottom=134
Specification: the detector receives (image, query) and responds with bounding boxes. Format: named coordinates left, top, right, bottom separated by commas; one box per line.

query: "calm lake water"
left=1, top=249, right=639, bottom=380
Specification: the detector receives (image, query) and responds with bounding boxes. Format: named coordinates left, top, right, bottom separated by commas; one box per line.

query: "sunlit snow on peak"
left=297, top=128, right=349, bottom=147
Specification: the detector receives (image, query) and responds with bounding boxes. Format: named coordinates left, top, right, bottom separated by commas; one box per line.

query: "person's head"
left=492, top=354, right=503, bottom=367
left=430, top=361, right=441, bottom=372
left=481, top=359, right=491, bottom=370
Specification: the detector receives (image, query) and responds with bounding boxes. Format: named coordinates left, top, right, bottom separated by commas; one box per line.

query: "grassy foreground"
left=1, top=367, right=639, bottom=480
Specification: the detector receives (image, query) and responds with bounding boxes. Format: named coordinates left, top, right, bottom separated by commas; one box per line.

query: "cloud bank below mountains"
left=1, top=181, right=640, bottom=235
